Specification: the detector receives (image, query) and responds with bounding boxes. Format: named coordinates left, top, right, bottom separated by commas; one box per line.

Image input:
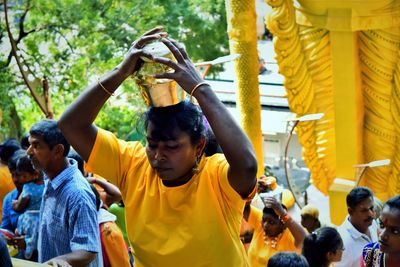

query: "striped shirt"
left=38, top=159, right=102, bottom=267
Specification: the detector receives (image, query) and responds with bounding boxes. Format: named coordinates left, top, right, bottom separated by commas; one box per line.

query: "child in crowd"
left=302, top=226, right=344, bottom=267
left=12, top=154, right=44, bottom=261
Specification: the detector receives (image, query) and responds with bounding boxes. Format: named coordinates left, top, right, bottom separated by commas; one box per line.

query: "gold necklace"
left=263, top=233, right=283, bottom=249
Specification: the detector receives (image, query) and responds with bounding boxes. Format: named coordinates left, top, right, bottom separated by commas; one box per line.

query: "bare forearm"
left=59, top=68, right=126, bottom=161
left=12, top=197, right=29, bottom=212
left=286, top=219, right=307, bottom=248
left=194, top=85, right=257, bottom=194
left=60, top=68, right=126, bottom=129
left=196, top=86, right=256, bottom=168
left=94, top=179, right=122, bottom=206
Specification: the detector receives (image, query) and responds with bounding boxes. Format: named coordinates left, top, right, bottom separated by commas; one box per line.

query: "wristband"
left=279, top=213, right=291, bottom=224
left=190, top=82, right=209, bottom=102
left=97, top=78, right=115, bottom=96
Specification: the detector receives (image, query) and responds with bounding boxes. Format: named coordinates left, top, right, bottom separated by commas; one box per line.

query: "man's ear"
left=196, top=137, right=206, bottom=156
left=53, top=144, right=65, bottom=158
left=348, top=207, right=353, bottom=216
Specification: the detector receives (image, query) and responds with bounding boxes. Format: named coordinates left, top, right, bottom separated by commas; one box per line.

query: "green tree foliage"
left=0, top=0, right=228, bottom=141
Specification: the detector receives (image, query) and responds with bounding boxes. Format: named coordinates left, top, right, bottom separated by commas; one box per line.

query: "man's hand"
left=256, top=175, right=269, bottom=194
left=45, top=258, right=72, bottom=267
left=117, top=27, right=167, bottom=79
left=85, top=177, right=96, bottom=184
left=9, top=235, right=26, bottom=249
left=263, top=196, right=286, bottom=217
left=152, top=38, right=203, bottom=93
left=11, top=200, right=18, bottom=211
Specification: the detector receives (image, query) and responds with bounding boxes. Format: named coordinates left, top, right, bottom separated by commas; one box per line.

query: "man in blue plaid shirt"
left=27, top=120, right=101, bottom=267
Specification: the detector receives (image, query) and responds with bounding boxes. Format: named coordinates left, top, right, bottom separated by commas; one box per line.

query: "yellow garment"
left=247, top=207, right=299, bottom=267
left=101, top=221, right=130, bottom=267
left=86, top=129, right=249, bottom=267
left=0, top=164, right=15, bottom=223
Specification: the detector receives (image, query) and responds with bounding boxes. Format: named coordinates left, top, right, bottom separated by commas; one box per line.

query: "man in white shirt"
left=336, top=187, right=378, bottom=267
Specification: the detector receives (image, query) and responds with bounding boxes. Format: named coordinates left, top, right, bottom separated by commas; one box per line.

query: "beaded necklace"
left=263, top=232, right=283, bottom=249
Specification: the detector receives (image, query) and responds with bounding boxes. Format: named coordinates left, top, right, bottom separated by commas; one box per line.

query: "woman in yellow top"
left=244, top=197, right=307, bottom=267
left=59, top=27, right=258, bottom=267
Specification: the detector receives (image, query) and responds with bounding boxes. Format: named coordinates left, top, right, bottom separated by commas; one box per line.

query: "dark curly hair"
left=144, top=100, right=205, bottom=145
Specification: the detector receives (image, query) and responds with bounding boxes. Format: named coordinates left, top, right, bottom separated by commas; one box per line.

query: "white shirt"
left=336, top=216, right=378, bottom=267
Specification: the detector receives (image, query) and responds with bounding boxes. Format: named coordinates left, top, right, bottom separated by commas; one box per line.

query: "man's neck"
left=349, top=217, right=369, bottom=235
left=387, top=252, right=400, bottom=267
left=45, top=158, right=70, bottom=181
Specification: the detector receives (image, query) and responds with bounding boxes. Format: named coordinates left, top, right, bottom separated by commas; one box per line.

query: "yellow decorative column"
left=330, top=31, right=363, bottom=181
left=328, top=30, right=364, bottom=225
left=225, top=0, right=264, bottom=177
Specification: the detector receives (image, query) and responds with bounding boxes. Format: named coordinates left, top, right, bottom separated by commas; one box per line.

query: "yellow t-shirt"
left=0, top=164, right=15, bottom=223
left=86, top=129, right=249, bottom=267
left=247, top=206, right=299, bottom=267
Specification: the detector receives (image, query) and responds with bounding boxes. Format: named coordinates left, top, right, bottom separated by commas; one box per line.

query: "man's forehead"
left=381, top=210, right=400, bottom=226
left=356, top=198, right=374, bottom=209
left=28, top=135, right=43, bottom=143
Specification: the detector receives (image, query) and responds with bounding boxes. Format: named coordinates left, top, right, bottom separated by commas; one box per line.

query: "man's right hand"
left=117, top=27, right=167, bottom=79
left=45, top=258, right=72, bottom=267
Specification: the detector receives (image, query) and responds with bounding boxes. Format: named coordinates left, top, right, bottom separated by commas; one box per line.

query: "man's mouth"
left=379, top=240, right=389, bottom=248
left=365, top=217, right=373, bottom=223
left=29, top=157, right=40, bottom=168
left=153, top=167, right=170, bottom=173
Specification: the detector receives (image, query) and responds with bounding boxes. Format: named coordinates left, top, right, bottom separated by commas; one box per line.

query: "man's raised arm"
left=58, top=27, right=166, bottom=161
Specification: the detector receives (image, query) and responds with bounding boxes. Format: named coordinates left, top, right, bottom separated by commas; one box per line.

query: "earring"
left=192, top=155, right=201, bottom=173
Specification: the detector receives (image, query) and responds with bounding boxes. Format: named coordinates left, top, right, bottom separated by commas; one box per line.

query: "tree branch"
left=3, top=0, right=47, bottom=115
left=53, top=27, right=75, bottom=53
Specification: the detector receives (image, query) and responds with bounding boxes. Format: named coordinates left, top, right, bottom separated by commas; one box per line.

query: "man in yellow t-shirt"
left=86, top=128, right=250, bottom=266
left=244, top=197, right=306, bottom=267
left=59, top=27, right=258, bottom=267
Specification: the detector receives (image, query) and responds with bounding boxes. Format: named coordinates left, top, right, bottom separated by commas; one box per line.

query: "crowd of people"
left=0, top=27, right=399, bottom=267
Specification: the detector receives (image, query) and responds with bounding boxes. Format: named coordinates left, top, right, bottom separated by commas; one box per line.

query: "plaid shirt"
left=38, top=159, right=102, bottom=266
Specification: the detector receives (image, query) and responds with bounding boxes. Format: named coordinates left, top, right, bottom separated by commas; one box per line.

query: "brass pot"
left=133, top=42, right=187, bottom=107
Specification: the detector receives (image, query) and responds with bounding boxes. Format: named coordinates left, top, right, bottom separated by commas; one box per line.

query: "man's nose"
left=154, top=149, right=165, bottom=161
left=26, top=145, right=33, bottom=155
left=369, top=208, right=375, bottom=217
left=379, top=228, right=388, bottom=241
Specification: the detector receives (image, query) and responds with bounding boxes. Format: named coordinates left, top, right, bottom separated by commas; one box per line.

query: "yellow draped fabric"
left=360, top=28, right=400, bottom=200
left=225, top=0, right=264, bottom=177
left=265, top=0, right=336, bottom=194
left=263, top=0, right=400, bottom=200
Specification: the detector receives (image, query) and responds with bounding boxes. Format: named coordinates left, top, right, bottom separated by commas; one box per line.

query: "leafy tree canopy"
left=0, top=0, right=228, bottom=141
